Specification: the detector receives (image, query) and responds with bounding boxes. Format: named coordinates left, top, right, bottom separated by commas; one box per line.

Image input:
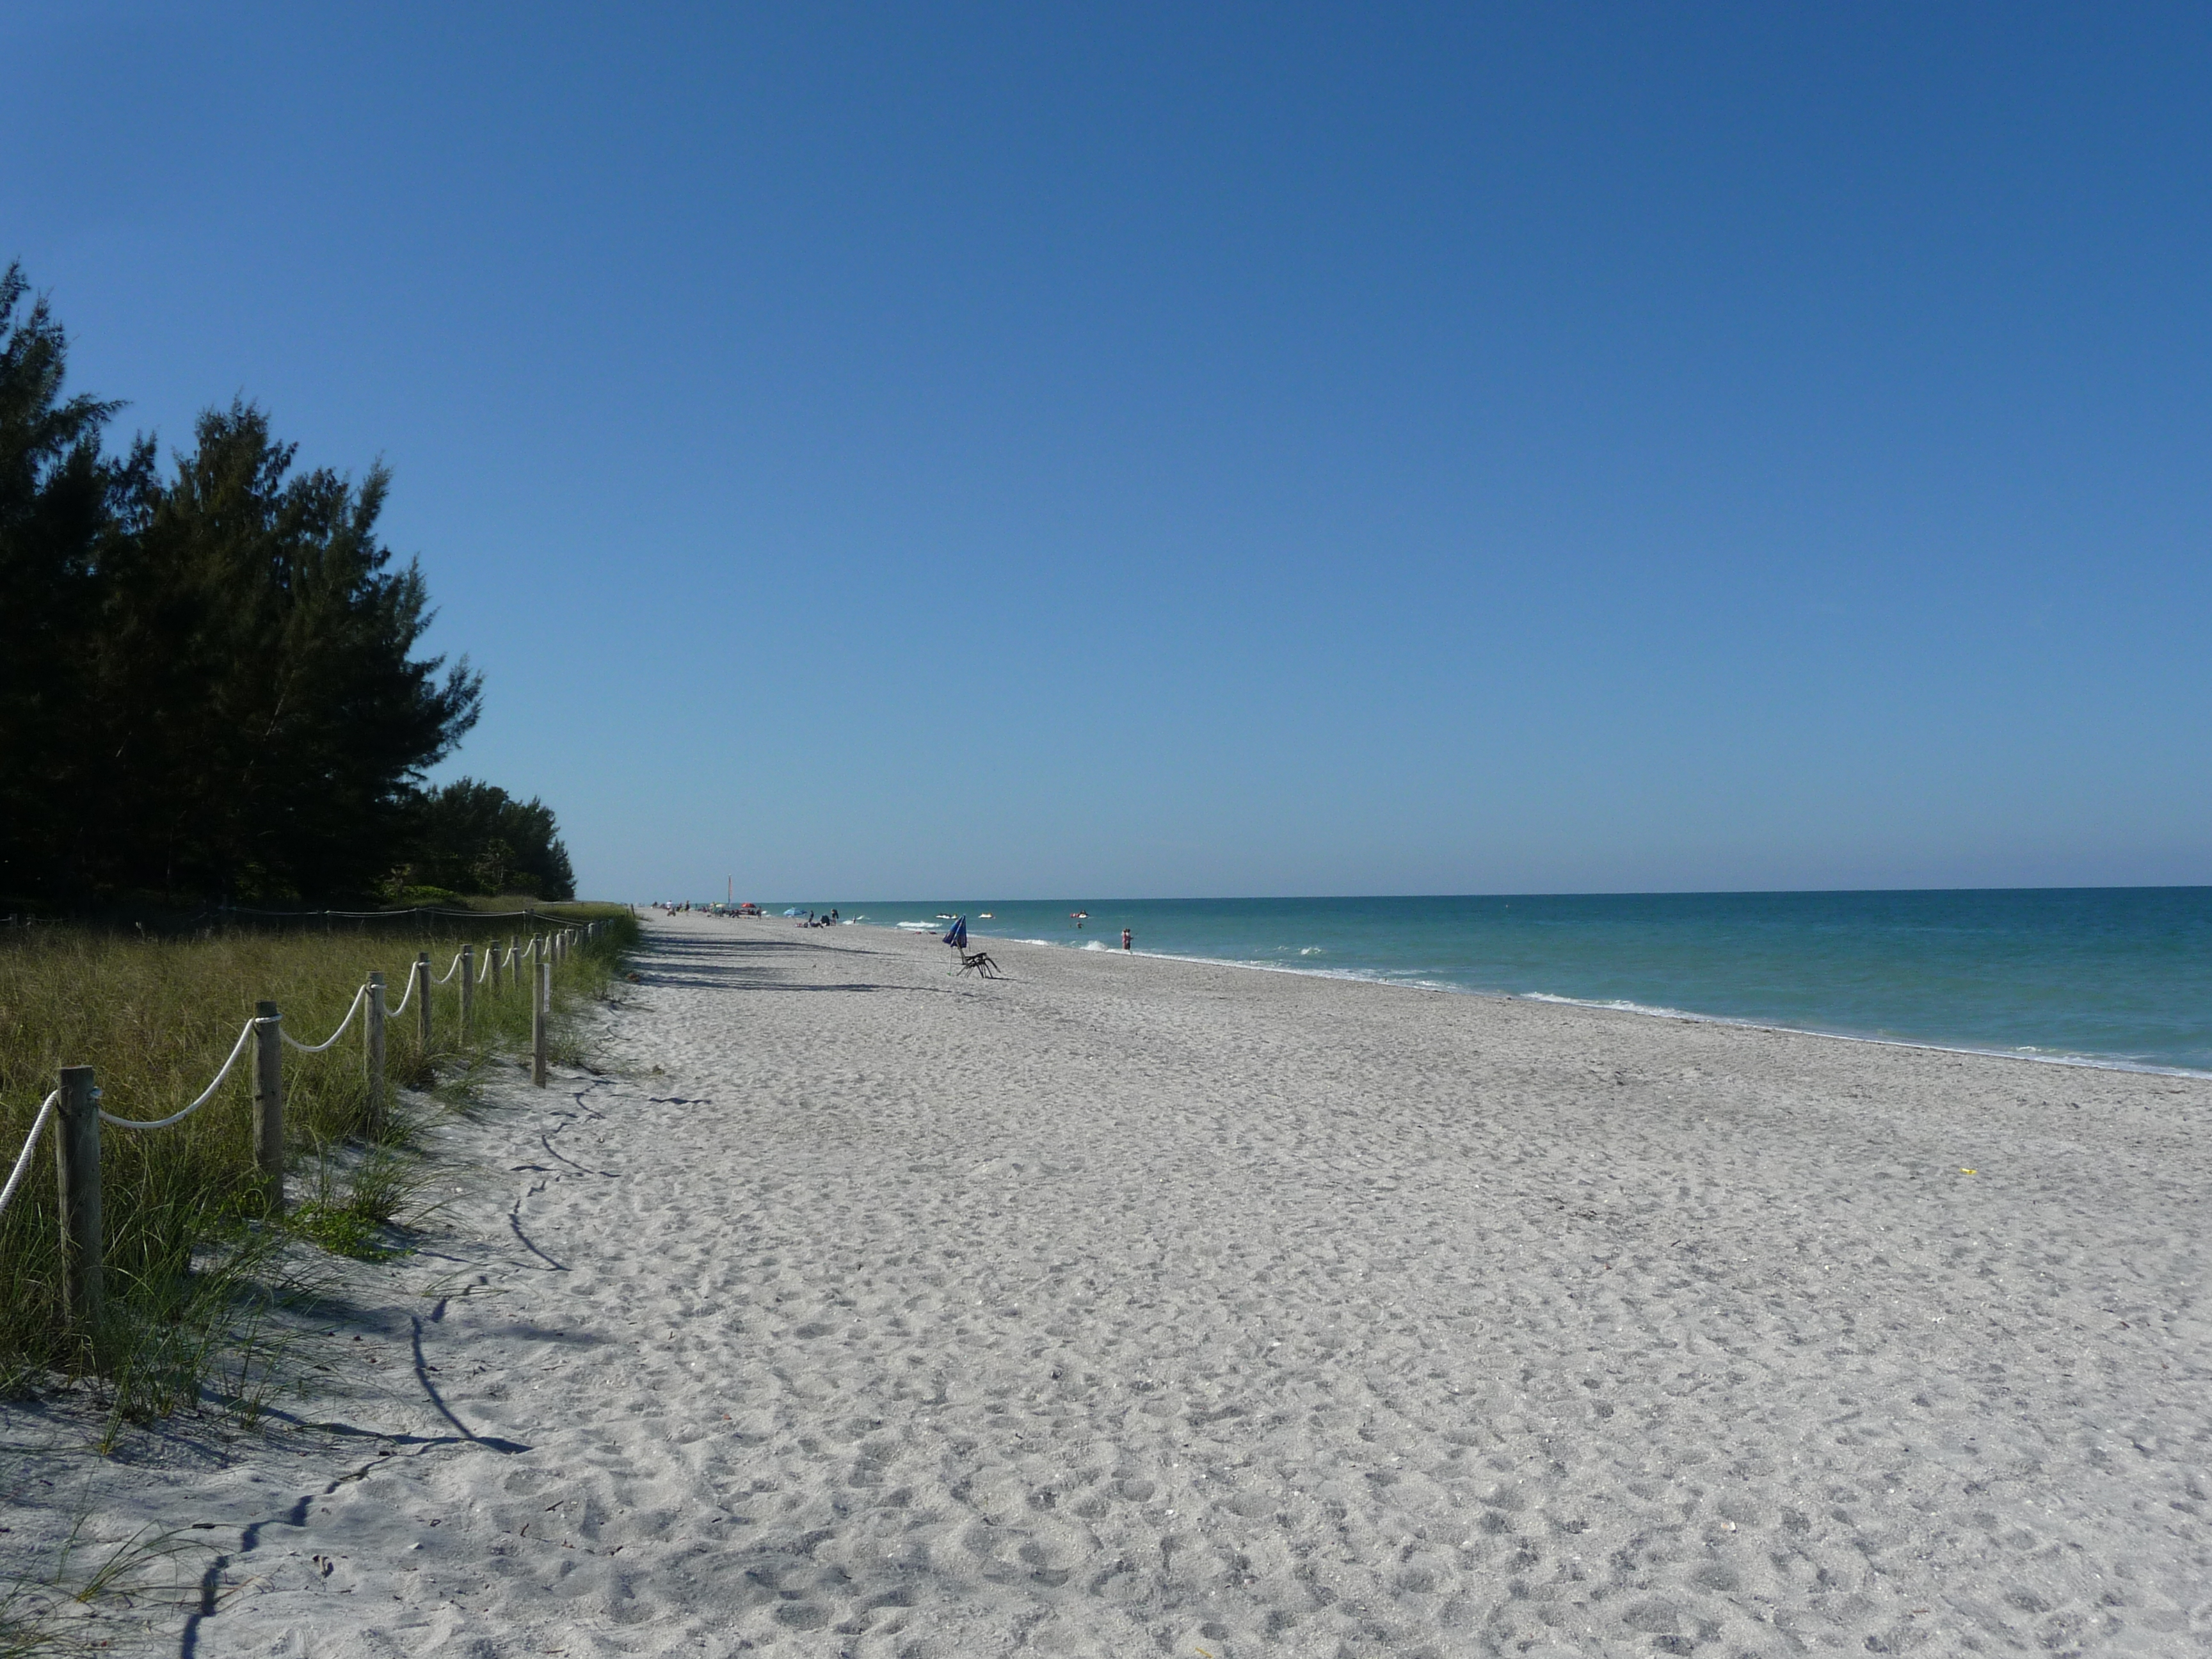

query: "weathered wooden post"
left=509, top=936, right=520, bottom=991
left=532, top=961, right=550, bottom=1086
left=252, top=1000, right=284, bottom=1212
left=55, top=1065, right=102, bottom=1334
left=365, top=972, right=387, bottom=1137
left=460, top=944, right=475, bottom=1038
left=415, top=950, right=433, bottom=1052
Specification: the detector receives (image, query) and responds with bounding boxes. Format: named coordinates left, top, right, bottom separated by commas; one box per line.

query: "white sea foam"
left=1514, top=992, right=2206, bottom=1078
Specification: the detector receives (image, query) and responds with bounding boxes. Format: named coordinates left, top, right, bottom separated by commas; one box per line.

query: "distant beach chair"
left=957, top=949, right=1002, bottom=979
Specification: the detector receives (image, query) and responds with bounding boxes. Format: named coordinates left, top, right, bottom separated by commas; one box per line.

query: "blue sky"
left=7, top=3, right=2209, bottom=899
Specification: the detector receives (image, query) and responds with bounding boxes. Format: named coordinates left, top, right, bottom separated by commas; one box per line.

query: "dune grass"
left=0, top=905, right=636, bottom=1414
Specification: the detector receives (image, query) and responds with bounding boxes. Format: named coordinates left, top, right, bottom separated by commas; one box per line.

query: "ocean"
left=800, top=889, right=2212, bottom=1075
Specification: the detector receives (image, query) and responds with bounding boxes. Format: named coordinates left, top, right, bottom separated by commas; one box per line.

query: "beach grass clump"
left=288, top=1141, right=444, bottom=1262
left=0, top=906, right=636, bottom=1409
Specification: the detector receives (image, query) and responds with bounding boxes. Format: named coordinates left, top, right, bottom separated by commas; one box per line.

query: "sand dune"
left=12, top=910, right=2212, bottom=1655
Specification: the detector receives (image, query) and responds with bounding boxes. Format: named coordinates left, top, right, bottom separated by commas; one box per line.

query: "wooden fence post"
left=55, top=1065, right=102, bottom=1334
left=532, top=961, right=550, bottom=1086
left=366, top=972, right=387, bottom=1137
left=253, top=1000, right=284, bottom=1212
left=509, top=936, right=520, bottom=991
left=415, top=951, right=433, bottom=1052
left=460, top=945, right=474, bottom=1039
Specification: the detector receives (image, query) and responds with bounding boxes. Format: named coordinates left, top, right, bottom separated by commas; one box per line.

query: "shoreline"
left=20, top=910, right=2211, bottom=1655
left=871, top=918, right=2212, bottom=1082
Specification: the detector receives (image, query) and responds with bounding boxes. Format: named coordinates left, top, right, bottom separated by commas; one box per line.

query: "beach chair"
left=957, top=949, right=1002, bottom=979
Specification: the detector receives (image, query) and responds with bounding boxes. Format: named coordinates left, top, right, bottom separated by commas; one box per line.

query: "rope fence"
left=99, top=1016, right=262, bottom=1131
left=0, top=1093, right=59, bottom=1221
left=0, top=918, right=612, bottom=1336
left=282, top=982, right=369, bottom=1054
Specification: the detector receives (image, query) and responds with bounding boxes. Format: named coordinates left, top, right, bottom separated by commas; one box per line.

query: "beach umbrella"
left=943, top=916, right=968, bottom=949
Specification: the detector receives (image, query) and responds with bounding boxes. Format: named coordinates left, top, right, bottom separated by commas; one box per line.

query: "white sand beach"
left=10, top=910, right=2212, bottom=1656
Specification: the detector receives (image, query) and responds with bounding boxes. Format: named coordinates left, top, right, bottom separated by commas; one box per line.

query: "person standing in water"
left=1121, top=927, right=1132, bottom=952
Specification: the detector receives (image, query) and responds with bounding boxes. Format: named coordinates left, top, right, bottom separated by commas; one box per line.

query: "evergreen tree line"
left=0, top=264, right=574, bottom=908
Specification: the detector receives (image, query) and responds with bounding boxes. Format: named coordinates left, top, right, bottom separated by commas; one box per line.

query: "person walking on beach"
left=1122, top=928, right=1132, bottom=952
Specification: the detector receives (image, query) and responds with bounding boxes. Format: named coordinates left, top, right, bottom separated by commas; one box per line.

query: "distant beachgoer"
left=1122, top=928, right=1132, bottom=952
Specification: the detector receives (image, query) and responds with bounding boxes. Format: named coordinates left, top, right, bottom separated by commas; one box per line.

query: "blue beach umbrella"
left=943, top=916, right=967, bottom=949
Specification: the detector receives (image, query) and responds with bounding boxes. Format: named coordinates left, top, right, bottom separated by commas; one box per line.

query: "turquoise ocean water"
left=796, top=890, right=2212, bottom=1075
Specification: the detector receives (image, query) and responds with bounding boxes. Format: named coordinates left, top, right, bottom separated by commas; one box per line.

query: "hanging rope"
left=433, top=949, right=467, bottom=984
left=282, top=983, right=369, bottom=1054
left=0, top=1093, right=60, bottom=1221
left=99, top=1016, right=260, bottom=1131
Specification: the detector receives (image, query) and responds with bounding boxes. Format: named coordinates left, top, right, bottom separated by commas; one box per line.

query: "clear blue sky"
left=8, top=4, right=2209, bottom=900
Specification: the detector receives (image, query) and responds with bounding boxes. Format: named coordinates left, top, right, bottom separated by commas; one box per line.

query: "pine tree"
left=410, top=778, right=577, bottom=900
left=0, top=264, right=150, bottom=904
left=88, top=403, right=484, bottom=899
left=0, top=266, right=490, bottom=905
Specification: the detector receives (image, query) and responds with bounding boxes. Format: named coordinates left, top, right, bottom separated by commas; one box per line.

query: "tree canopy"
left=407, top=779, right=577, bottom=901
left=0, top=263, right=545, bottom=909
